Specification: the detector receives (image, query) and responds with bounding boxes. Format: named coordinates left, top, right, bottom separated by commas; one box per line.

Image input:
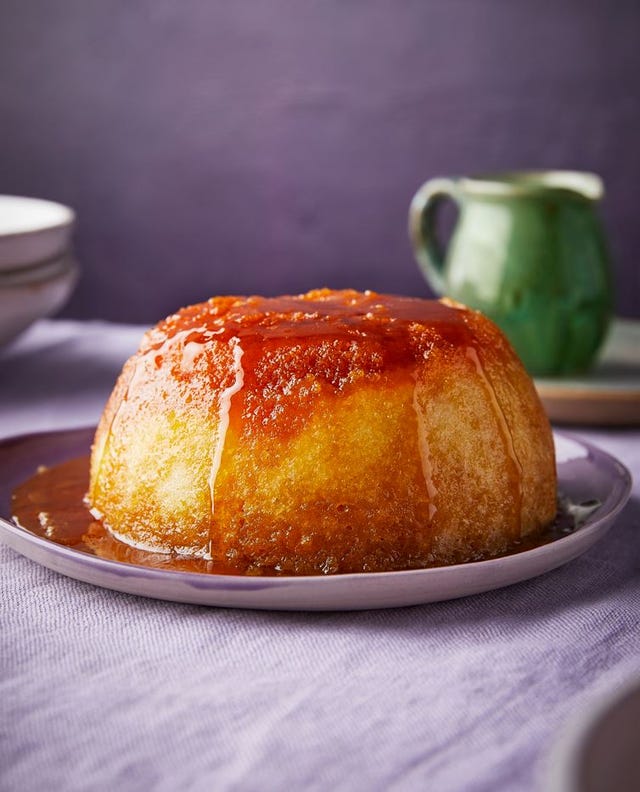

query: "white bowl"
left=0, top=254, right=79, bottom=347
left=0, top=195, right=75, bottom=271
left=544, top=672, right=640, bottom=792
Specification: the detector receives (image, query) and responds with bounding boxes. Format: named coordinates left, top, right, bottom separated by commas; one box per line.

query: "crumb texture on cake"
left=88, top=289, right=556, bottom=574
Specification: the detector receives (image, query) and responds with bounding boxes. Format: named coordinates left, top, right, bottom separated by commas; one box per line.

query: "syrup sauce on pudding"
left=16, top=290, right=557, bottom=575
left=11, top=455, right=570, bottom=575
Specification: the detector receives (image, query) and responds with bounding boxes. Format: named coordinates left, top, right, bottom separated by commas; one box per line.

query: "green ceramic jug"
left=408, top=171, right=613, bottom=376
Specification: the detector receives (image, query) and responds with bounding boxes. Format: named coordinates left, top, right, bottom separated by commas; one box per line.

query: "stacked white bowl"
left=0, top=195, right=79, bottom=347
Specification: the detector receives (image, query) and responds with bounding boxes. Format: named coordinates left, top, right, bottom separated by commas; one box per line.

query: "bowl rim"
left=542, top=668, right=640, bottom=792
left=0, top=195, right=76, bottom=240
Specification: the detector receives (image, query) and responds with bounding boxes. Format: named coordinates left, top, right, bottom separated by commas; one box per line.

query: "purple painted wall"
left=1, top=1, right=639, bottom=322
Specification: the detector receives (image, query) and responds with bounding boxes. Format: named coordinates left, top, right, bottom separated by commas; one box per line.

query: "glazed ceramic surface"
left=535, top=318, right=640, bottom=426
left=0, top=195, right=75, bottom=270
left=409, top=171, right=613, bottom=377
left=544, top=672, right=640, bottom=792
left=0, top=428, right=631, bottom=611
left=0, top=254, right=79, bottom=347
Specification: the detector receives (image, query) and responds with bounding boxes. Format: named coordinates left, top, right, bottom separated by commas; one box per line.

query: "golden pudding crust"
left=88, top=289, right=556, bottom=574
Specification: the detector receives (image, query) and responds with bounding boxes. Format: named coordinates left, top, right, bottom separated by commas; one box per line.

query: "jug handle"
left=408, top=178, right=461, bottom=295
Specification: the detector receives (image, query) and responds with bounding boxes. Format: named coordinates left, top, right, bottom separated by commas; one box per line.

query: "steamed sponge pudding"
left=88, top=289, right=556, bottom=574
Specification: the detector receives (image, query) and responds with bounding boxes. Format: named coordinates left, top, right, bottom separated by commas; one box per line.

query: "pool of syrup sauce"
left=12, top=456, right=578, bottom=576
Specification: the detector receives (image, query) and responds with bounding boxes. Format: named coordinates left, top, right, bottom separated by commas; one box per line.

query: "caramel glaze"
left=77, top=289, right=544, bottom=572
left=145, top=290, right=473, bottom=387
left=12, top=456, right=571, bottom=576
left=136, top=290, right=477, bottom=440
left=94, top=290, right=481, bottom=501
left=116, top=288, right=521, bottom=494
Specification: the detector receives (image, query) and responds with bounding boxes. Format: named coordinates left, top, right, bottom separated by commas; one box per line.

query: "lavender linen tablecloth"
left=1, top=320, right=639, bottom=792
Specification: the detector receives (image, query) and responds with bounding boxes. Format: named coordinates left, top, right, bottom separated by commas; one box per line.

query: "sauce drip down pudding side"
left=85, top=289, right=556, bottom=575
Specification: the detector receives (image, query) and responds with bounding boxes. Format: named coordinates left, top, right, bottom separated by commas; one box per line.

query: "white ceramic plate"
left=0, top=428, right=631, bottom=611
left=535, top=319, right=640, bottom=426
